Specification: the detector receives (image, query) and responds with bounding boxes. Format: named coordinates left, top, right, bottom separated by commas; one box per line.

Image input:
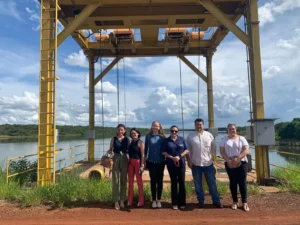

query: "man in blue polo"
left=186, top=118, right=222, bottom=208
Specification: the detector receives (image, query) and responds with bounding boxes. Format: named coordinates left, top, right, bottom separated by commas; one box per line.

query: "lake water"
left=1, top=131, right=299, bottom=171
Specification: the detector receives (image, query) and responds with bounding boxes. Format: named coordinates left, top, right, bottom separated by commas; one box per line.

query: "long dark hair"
left=116, top=124, right=127, bottom=136
left=130, top=128, right=141, bottom=139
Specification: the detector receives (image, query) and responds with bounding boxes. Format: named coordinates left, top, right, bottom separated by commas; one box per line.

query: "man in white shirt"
left=186, top=118, right=222, bottom=208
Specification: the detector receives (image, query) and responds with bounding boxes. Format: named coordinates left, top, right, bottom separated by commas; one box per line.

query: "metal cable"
left=99, top=30, right=105, bottom=155
left=197, top=27, right=201, bottom=118
left=123, top=57, right=127, bottom=126
left=116, top=55, right=120, bottom=125
left=244, top=16, right=253, bottom=121
left=178, top=40, right=185, bottom=138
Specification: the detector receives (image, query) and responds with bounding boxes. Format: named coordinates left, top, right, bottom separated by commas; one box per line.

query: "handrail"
left=6, top=144, right=88, bottom=184
left=269, top=150, right=300, bottom=157
left=251, top=158, right=300, bottom=174
left=269, top=163, right=300, bottom=174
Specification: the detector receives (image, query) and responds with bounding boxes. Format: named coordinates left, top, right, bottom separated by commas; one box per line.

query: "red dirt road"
left=0, top=193, right=300, bottom=225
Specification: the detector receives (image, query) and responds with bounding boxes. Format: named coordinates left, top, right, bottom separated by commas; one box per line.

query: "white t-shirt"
left=219, top=136, right=249, bottom=162
left=186, top=131, right=216, bottom=167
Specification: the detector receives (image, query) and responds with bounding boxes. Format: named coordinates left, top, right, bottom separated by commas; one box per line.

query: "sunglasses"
left=170, top=130, right=178, bottom=133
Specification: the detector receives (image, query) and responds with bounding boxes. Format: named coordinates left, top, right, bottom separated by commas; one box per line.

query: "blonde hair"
left=148, top=121, right=166, bottom=139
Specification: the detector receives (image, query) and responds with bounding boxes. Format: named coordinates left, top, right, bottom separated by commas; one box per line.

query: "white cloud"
left=259, top=0, right=300, bottom=26
left=134, top=86, right=200, bottom=126
left=213, top=91, right=250, bottom=118
left=64, top=50, right=88, bottom=68
left=25, top=7, right=34, bottom=14
left=263, top=65, right=281, bottom=79
left=84, top=75, right=117, bottom=93
left=276, top=39, right=297, bottom=49
left=0, top=1, right=23, bottom=21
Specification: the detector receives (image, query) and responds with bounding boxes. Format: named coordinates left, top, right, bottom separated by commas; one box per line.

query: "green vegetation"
left=9, top=159, right=37, bottom=186
left=1, top=159, right=265, bottom=208
left=0, top=124, right=150, bottom=141
left=275, top=118, right=300, bottom=141
left=271, top=164, right=300, bottom=193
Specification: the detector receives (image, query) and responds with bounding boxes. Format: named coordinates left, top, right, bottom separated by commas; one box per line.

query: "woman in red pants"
left=128, top=128, right=145, bottom=207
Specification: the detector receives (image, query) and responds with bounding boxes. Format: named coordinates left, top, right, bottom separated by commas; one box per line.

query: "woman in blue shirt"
left=162, top=125, right=189, bottom=210
left=144, top=121, right=166, bottom=208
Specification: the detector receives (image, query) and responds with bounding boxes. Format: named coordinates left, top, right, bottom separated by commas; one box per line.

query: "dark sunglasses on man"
left=170, top=130, right=178, bottom=133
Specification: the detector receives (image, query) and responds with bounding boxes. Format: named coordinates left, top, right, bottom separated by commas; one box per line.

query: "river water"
left=1, top=131, right=299, bottom=171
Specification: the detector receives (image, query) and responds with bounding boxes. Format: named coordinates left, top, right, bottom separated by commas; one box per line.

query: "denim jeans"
left=191, top=163, right=220, bottom=203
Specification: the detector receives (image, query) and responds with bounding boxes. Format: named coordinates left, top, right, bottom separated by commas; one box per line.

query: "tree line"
left=275, top=118, right=300, bottom=140
left=0, top=124, right=150, bottom=140
left=0, top=118, right=299, bottom=141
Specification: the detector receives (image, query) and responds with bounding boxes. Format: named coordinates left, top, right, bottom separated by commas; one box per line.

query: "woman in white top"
left=220, top=123, right=250, bottom=212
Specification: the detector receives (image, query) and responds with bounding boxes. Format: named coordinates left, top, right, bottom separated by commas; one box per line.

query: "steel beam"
left=199, top=0, right=251, bottom=48
left=38, top=0, right=57, bottom=186
left=246, top=0, right=268, bottom=184
left=88, top=53, right=95, bottom=163
left=179, top=56, right=207, bottom=83
left=88, top=40, right=212, bottom=50
left=206, top=50, right=215, bottom=128
left=57, top=2, right=101, bottom=47
left=94, top=56, right=122, bottom=85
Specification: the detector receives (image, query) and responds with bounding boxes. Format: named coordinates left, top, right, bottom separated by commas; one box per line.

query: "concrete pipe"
left=80, top=164, right=105, bottom=180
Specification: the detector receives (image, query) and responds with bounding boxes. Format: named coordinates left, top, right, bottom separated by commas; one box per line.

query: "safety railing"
left=6, top=144, right=88, bottom=184
left=249, top=148, right=300, bottom=174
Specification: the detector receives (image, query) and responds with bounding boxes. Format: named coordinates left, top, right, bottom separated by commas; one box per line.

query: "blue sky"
left=0, top=0, right=300, bottom=129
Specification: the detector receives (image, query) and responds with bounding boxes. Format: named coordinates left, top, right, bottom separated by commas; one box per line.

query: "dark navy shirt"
left=162, top=136, right=188, bottom=167
left=113, top=136, right=129, bottom=154
left=128, top=139, right=141, bottom=159
left=144, top=134, right=165, bottom=163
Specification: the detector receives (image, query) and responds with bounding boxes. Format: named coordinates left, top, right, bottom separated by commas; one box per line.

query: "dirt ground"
left=0, top=193, right=300, bottom=225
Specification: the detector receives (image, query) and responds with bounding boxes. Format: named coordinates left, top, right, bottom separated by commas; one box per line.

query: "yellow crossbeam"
left=179, top=56, right=207, bottom=83
left=94, top=57, right=122, bottom=85
left=199, top=0, right=251, bottom=48
left=57, top=2, right=101, bottom=47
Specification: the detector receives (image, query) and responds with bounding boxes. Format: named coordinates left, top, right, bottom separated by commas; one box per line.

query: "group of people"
left=108, top=119, right=250, bottom=212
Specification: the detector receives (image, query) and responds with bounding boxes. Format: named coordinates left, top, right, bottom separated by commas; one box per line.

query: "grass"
left=0, top=166, right=271, bottom=208
left=271, top=164, right=300, bottom=193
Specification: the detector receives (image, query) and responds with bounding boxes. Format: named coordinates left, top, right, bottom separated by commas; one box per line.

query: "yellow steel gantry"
left=38, top=0, right=59, bottom=185
left=37, top=0, right=271, bottom=185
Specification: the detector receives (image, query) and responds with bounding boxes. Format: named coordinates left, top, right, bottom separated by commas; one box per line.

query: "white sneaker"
left=152, top=201, right=157, bottom=208
left=172, top=205, right=178, bottom=210
left=115, top=202, right=120, bottom=210
left=120, top=201, right=125, bottom=208
left=156, top=201, right=162, bottom=208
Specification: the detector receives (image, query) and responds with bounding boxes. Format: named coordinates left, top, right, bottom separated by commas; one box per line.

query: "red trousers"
left=128, top=158, right=144, bottom=206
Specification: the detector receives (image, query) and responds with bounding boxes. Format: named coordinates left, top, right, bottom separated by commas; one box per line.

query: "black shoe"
left=213, top=202, right=223, bottom=208
left=199, top=203, right=204, bottom=208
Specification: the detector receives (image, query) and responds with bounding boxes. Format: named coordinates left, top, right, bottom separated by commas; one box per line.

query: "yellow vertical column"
left=206, top=50, right=215, bottom=129
left=88, top=52, right=95, bottom=163
left=247, top=0, right=269, bottom=183
left=38, top=0, right=57, bottom=185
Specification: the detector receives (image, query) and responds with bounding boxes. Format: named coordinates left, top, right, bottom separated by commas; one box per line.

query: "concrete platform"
left=61, top=157, right=279, bottom=192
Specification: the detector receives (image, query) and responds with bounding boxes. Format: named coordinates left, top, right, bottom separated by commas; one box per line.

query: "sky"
left=0, top=0, right=299, bottom=129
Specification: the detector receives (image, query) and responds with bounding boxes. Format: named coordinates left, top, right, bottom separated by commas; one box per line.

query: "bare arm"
left=139, top=141, right=145, bottom=170
left=162, top=151, right=174, bottom=160
left=238, top=145, right=249, bottom=160
left=108, top=137, right=114, bottom=154
left=220, top=146, right=230, bottom=162
left=180, top=149, right=189, bottom=158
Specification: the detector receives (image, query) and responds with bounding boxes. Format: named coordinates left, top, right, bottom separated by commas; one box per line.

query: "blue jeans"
left=192, top=164, right=220, bottom=204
